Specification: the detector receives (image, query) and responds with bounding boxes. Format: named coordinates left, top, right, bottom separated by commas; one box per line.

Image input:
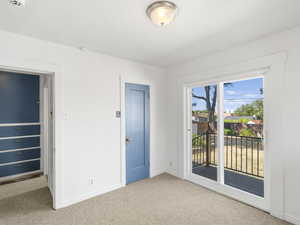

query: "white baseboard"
left=56, top=183, right=122, bottom=209
left=150, top=167, right=167, bottom=178
left=285, top=214, right=300, bottom=225
left=57, top=168, right=168, bottom=209
left=269, top=210, right=300, bottom=225
left=166, top=168, right=178, bottom=177
left=270, top=211, right=285, bottom=221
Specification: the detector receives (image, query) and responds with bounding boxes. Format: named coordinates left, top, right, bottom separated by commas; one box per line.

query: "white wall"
left=166, top=26, right=300, bottom=224
left=1, top=21, right=300, bottom=224
left=0, top=30, right=168, bottom=208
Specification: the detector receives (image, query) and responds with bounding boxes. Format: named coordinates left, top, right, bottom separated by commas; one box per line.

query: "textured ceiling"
left=0, top=0, right=300, bottom=67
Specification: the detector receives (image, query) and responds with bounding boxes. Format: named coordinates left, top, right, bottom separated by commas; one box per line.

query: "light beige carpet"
left=0, top=173, right=291, bottom=225
left=0, top=175, right=47, bottom=201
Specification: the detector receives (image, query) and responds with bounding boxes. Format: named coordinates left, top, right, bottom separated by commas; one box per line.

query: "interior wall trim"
left=0, top=123, right=41, bottom=127
left=0, top=158, right=40, bottom=166
left=0, top=146, right=41, bottom=153
left=0, top=135, right=40, bottom=140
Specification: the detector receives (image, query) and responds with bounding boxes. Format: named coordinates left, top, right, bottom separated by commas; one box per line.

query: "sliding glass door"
left=189, top=76, right=265, bottom=202
left=223, top=78, right=264, bottom=197
left=191, top=83, right=219, bottom=181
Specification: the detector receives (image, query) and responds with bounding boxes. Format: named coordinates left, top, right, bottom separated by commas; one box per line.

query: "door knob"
left=126, top=137, right=131, bottom=144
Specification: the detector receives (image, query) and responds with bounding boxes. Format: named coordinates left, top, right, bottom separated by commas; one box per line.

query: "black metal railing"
left=192, top=132, right=264, bottom=178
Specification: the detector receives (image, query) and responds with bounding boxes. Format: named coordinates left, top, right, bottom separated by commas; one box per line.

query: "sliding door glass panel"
left=223, top=78, right=264, bottom=197
left=192, top=84, right=218, bottom=181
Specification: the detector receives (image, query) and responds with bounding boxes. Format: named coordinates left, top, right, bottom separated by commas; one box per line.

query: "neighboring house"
left=192, top=113, right=209, bottom=134
left=192, top=121, right=209, bottom=134
left=223, top=112, right=232, bottom=118
left=192, top=116, right=208, bottom=122
left=225, top=116, right=254, bottom=121
left=247, top=120, right=263, bottom=125
left=192, top=112, right=209, bottom=122
left=224, top=119, right=263, bottom=137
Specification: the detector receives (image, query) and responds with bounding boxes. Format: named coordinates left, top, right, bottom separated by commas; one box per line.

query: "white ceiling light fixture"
left=9, top=0, right=26, bottom=7
left=146, top=1, right=178, bottom=27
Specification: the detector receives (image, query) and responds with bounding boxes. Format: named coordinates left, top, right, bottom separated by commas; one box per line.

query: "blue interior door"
left=125, top=83, right=149, bottom=184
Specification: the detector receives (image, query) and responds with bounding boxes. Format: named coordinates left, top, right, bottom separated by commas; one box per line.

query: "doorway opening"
left=0, top=70, right=55, bottom=206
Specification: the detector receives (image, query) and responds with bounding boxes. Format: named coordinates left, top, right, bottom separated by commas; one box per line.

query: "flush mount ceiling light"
left=9, top=0, right=26, bottom=7
left=146, top=1, right=177, bottom=27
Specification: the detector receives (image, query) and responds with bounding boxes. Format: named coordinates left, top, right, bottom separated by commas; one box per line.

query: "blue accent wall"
left=0, top=72, right=41, bottom=178
left=0, top=72, right=39, bottom=123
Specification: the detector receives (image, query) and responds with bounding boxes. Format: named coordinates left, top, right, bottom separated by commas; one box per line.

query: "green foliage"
left=239, top=128, right=255, bottom=137
left=224, top=118, right=251, bottom=123
left=224, top=128, right=234, bottom=135
left=192, top=134, right=206, bottom=147
left=192, top=133, right=198, bottom=139
left=234, top=100, right=263, bottom=120
left=239, top=118, right=252, bottom=124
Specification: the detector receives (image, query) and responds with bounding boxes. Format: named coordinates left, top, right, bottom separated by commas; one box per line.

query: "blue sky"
left=192, top=78, right=263, bottom=112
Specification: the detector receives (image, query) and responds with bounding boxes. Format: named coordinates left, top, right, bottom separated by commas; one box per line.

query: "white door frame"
left=40, top=76, right=55, bottom=194
left=0, top=58, right=63, bottom=210
left=40, top=76, right=49, bottom=176
left=181, top=52, right=287, bottom=217
left=184, top=73, right=266, bottom=209
left=120, top=77, right=152, bottom=187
